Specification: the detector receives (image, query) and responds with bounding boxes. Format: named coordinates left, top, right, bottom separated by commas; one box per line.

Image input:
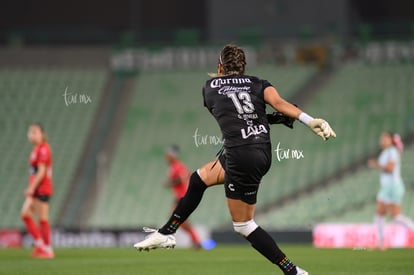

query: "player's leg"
left=134, top=159, right=225, bottom=250
left=224, top=144, right=307, bottom=275
left=158, top=160, right=224, bottom=234
left=167, top=202, right=201, bottom=248
left=390, top=204, right=414, bottom=230
left=33, top=197, right=54, bottom=258
left=374, top=200, right=386, bottom=249
left=227, top=198, right=306, bottom=275
left=389, top=184, right=414, bottom=230
left=21, top=197, right=44, bottom=254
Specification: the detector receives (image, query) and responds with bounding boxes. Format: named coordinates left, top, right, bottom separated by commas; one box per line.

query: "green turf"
left=1, top=245, right=414, bottom=274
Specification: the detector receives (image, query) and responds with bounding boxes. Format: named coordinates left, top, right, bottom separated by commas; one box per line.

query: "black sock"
left=159, top=172, right=208, bottom=235
left=246, top=227, right=297, bottom=275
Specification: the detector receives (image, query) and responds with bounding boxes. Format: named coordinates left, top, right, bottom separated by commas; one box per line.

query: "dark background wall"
left=1, top=0, right=413, bottom=45
left=0, top=0, right=206, bottom=44
left=207, top=0, right=350, bottom=42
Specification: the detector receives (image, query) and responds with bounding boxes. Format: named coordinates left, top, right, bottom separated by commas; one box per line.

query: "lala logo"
left=241, top=124, right=268, bottom=139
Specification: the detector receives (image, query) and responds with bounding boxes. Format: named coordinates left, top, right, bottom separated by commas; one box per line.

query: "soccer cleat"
left=133, top=227, right=176, bottom=251
left=31, top=243, right=45, bottom=258
left=34, top=249, right=55, bottom=259
left=31, top=247, right=41, bottom=258
left=31, top=245, right=54, bottom=259
left=296, top=266, right=309, bottom=275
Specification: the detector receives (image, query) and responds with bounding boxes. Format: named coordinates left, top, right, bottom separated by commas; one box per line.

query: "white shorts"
left=377, top=184, right=405, bottom=204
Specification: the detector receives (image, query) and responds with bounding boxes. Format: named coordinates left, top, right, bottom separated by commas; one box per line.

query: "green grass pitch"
left=1, top=245, right=414, bottom=274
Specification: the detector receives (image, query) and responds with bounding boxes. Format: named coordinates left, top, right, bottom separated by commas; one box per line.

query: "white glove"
left=309, top=118, right=336, bottom=141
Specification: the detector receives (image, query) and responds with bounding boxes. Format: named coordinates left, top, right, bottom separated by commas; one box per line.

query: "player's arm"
left=25, top=163, right=46, bottom=196
left=264, top=87, right=302, bottom=118
left=264, top=86, right=336, bottom=141
left=368, top=159, right=395, bottom=173
left=164, top=170, right=188, bottom=187
left=164, top=177, right=182, bottom=187
left=383, top=161, right=395, bottom=173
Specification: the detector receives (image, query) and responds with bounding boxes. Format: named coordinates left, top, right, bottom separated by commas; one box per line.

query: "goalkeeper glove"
left=309, top=118, right=336, bottom=141
left=299, top=113, right=336, bottom=141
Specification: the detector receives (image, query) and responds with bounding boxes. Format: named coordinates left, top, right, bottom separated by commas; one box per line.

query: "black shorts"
left=34, top=194, right=51, bottom=202
left=219, top=143, right=272, bottom=205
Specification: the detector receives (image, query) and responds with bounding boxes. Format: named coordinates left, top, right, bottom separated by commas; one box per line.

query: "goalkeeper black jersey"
left=203, top=75, right=273, bottom=148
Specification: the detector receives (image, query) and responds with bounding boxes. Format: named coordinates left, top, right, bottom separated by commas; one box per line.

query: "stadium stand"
left=225, top=61, right=413, bottom=229
left=257, top=155, right=414, bottom=229
left=88, top=65, right=317, bottom=228
left=0, top=68, right=107, bottom=228
left=91, top=61, right=414, bottom=230
left=266, top=63, right=414, bottom=196
left=256, top=60, right=414, bottom=228
left=256, top=169, right=379, bottom=229
left=258, top=61, right=414, bottom=206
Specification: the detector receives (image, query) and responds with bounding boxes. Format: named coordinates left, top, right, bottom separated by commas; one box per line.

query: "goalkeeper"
left=134, top=44, right=335, bottom=275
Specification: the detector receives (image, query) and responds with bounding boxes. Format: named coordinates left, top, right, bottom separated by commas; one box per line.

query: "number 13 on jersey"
left=227, top=92, right=255, bottom=114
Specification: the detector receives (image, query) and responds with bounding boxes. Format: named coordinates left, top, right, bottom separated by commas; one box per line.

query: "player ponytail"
left=220, top=44, right=246, bottom=75
left=209, top=44, right=246, bottom=77
left=385, top=131, right=403, bottom=154
left=392, top=133, right=404, bottom=154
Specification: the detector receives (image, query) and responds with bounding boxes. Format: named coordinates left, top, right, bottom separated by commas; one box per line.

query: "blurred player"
left=135, top=44, right=336, bottom=275
left=164, top=145, right=201, bottom=249
left=368, top=131, right=414, bottom=249
left=21, top=123, right=54, bottom=258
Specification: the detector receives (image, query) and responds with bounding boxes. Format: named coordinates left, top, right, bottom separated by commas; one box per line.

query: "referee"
left=135, top=44, right=336, bottom=275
